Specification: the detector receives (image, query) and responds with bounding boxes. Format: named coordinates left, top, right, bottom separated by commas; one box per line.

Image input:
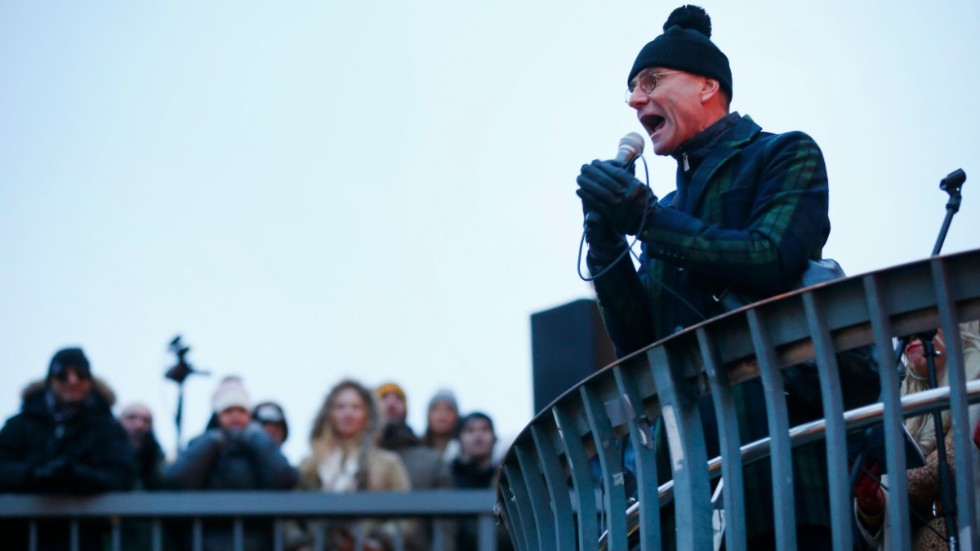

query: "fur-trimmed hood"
left=20, top=377, right=118, bottom=412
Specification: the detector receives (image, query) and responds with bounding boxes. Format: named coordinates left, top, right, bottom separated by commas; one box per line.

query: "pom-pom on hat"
left=212, top=375, right=251, bottom=414
left=627, top=5, right=733, bottom=101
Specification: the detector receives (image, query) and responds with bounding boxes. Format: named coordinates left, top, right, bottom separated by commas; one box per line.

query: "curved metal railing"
left=496, top=248, right=980, bottom=551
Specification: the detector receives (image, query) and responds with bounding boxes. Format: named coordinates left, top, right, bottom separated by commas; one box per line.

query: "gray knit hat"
left=627, top=5, right=733, bottom=100
left=428, top=388, right=458, bottom=413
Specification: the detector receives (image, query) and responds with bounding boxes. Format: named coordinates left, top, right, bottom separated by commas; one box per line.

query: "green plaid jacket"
left=589, top=113, right=834, bottom=538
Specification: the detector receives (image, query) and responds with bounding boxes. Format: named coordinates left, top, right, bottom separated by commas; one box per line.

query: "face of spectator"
left=459, top=417, right=495, bottom=463
left=218, top=406, right=251, bottom=430
left=378, top=391, right=407, bottom=424
left=49, top=365, right=93, bottom=406
left=261, top=422, right=287, bottom=446
left=332, top=387, right=369, bottom=440
left=428, top=401, right=458, bottom=436
left=120, top=404, right=153, bottom=447
left=905, top=329, right=947, bottom=379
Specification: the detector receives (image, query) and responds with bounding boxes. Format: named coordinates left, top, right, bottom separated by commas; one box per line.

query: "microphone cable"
left=576, top=155, right=709, bottom=323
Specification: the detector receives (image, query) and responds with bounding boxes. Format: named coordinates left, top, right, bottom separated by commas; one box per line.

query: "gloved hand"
left=577, top=159, right=658, bottom=235
left=851, top=460, right=885, bottom=528
left=30, top=456, right=74, bottom=487
left=582, top=210, right=627, bottom=263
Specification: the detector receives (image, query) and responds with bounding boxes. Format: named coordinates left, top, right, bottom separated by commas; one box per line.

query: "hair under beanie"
left=427, top=388, right=458, bottom=413
left=211, top=375, right=251, bottom=414
left=47, top=347, right=91, bottom=383
left=627, top=5, right=733, bottom=100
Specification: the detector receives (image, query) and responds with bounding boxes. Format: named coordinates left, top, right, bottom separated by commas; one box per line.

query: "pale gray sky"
left=2, top=1, right=979, bottom=464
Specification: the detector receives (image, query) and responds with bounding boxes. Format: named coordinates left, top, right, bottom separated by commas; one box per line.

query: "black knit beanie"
left=47, top=347, right=91, bottom=383
left=457, top=411, right=495, bottom=438
left=627, top=5, right=733, bottom=101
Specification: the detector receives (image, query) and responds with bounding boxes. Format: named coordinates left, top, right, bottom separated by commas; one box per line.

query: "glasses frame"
left=625, top=70, right=680, bottom=103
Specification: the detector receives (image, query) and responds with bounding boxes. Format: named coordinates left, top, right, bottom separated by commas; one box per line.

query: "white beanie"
left=212, top=376, right=251, bottom=414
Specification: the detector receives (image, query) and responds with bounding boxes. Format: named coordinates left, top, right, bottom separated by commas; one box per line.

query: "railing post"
left=746, top=309, right=797, bottom=550
left=697, top=326, right=747, bottom=551
left=646, top=345, right=712, bottom=551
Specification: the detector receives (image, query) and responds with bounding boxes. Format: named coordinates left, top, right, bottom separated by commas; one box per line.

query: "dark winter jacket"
left=0, top=378, right=136, bottom=551
left=0, top=378, right=135, bottom=493
left=162, top=422, right=298, bottom=551
left=450, top=459, right=495, bottom=490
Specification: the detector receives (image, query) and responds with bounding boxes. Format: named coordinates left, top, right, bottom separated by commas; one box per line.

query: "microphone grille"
left=620, top=132, right=645, bottom=155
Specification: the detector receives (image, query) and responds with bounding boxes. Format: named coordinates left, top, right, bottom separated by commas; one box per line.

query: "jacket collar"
left=671, top=113, right=761, bottom=213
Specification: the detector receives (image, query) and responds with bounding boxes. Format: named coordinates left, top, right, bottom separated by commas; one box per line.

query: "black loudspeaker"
left=530, top=298, right=617, bottom=414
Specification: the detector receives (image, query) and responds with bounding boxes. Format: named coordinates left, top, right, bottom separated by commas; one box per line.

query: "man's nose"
left=627, top=89, right=648, bottom=109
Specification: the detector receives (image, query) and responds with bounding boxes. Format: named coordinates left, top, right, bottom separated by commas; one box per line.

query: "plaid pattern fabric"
left=588, top=114, right=833, bottom=538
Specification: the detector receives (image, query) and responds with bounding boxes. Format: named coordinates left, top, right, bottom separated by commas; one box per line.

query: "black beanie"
left=47, top=347, right=91, bottom=382
left=627, top=5, right=733, bottom=101
left=457, top=411, right=495, bottom=438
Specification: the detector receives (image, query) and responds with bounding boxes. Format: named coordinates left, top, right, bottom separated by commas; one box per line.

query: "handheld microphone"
left=615, top=132, right=645, bottom=166
left=584, top=133, right=646, bottom=224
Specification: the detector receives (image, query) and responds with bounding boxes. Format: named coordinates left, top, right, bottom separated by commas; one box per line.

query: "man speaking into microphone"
left=577, top=5, right=838, bottom=549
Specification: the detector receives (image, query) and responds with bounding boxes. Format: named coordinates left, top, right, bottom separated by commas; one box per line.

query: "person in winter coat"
left=854, top=321, right=980, bottom=550
left=450, top=412, right=512, bottom=551
left=119, top=401, right=165, bottom=490
left=286, top=379, right=413, bottom=551
left=163, top=375, right=298, bottom=551
left=423, top=388, right=461, bottom=463
left=0, top=347, right=135, bottom=551
left=376, top=383, right=455, bottom=551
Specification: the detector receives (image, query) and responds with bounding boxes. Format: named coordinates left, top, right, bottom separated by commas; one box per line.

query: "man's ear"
left=700, top=78, right=721, bottom=103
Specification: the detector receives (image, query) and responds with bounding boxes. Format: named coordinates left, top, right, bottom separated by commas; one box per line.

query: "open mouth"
left=641, top=114, right=666, bottom=137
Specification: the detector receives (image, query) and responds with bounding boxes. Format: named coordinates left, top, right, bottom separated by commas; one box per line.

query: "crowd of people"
left=0, top=346, right=512, bottom=551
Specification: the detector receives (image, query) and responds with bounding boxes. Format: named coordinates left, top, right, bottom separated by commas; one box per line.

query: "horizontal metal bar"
left=0, top=489, right=497, bottom=519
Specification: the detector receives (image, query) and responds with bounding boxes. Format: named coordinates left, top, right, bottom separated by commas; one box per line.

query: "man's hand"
left=582, top=211, right=627, bottom=264
left=577, top=160, right=658, bottom=235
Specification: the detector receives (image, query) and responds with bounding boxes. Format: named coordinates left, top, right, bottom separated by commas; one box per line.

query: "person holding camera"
left=0, top=347, right=136, bottom=550
left=163, top=375, right=298, bottom=551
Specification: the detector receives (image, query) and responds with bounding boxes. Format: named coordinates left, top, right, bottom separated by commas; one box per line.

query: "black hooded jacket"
left=0, top=379, right=136, bottom=493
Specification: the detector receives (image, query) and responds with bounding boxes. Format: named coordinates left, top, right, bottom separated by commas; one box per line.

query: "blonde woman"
left=855, top=321, right=980, bottom=549
left=287, top=379, right=413, bottom=551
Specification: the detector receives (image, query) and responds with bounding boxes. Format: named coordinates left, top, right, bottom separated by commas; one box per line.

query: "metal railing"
left=496, top=248, right=980, bottom=551
left=0, top=489, right=498, bottom=551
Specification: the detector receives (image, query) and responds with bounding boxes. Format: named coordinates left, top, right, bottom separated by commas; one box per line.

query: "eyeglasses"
left=625, top=70, right=680, bottom=103
left=52, top=367, right=91, bottom=382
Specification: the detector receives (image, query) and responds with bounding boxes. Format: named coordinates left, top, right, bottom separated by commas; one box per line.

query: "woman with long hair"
left=286, top=379, right=412, bottom=551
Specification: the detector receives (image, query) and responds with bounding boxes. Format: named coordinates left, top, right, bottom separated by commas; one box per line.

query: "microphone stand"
left=931, top=168, right=966, bottom=256
left=893, top=169, right=966, bottom=548
left=917, top=333, right=958, bottom=549
left=893, top=169, right=966, bottom=369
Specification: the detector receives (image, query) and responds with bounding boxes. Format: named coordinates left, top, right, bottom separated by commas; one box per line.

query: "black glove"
left=576, top=159, right=658, bottom=235
left=582, top=210, right=627, bottom=263
left=30, top=456, right=74, bottom=488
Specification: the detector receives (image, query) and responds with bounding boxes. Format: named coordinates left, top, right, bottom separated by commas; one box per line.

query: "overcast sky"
left=2, top=1, right=979, bottom=465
